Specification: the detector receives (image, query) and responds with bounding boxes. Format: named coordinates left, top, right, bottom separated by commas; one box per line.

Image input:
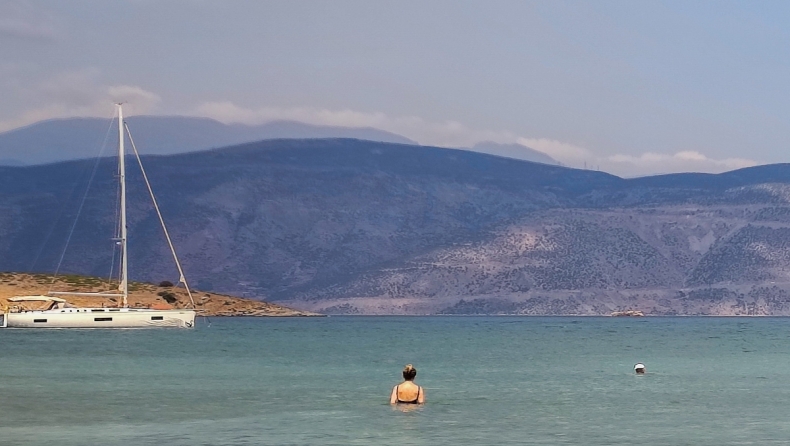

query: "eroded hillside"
left=294, top=205, right=790, bottom=315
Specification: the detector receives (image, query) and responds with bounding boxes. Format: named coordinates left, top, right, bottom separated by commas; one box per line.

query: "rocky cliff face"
left=1, top=138, right=790, bottom=315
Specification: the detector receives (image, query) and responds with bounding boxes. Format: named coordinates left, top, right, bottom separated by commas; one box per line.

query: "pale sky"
left=2, top=0, right=789, bottom=176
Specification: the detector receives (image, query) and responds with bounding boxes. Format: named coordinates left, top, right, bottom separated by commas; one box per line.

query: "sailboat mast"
left=117, top=104, right=129, bottom=307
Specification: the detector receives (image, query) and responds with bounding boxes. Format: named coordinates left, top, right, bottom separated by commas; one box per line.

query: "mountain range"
left=0, top=116, right=557, bottom=166
left=0, top=116, right=415, bottom=165
left=1, top=137, right=789, bottom=315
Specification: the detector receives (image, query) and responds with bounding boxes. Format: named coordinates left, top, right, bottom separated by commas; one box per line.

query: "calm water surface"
left=2, top=316, right=790, bottom=445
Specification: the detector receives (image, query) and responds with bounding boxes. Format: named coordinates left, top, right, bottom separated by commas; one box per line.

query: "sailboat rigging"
left=0, top=104, right=196, bottom=328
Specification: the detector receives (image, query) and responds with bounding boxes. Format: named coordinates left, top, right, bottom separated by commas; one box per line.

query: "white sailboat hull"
left=3, top=308, right=195, bottom=328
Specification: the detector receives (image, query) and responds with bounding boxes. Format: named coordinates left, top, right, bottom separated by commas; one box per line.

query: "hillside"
left=0, top=273, right=316, bottom=317
left=1, top=138, right=790, bottom=315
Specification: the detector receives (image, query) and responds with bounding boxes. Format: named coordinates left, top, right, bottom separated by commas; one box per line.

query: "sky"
left=1, top=0, right=789, bottom=177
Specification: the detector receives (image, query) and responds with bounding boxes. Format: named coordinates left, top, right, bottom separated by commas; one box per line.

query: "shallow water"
left=2, top=316, right=790, bottom=445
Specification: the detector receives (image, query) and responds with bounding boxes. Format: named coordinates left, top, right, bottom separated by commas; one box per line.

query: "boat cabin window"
left=91, top=309, right=105, bottom=312
left=33, top=319, right=47, bottom=323
left=109, top=309, right=120, bottom=312
left=151, top=316, right=164, bottom=321
left=94, top=317, right=112, bottom=322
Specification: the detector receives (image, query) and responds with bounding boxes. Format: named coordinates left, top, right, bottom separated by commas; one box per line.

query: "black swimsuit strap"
left=397, top=384, right=420, bottom=404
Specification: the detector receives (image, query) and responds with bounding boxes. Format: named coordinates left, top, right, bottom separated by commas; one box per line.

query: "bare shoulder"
left=389, top=384, right=399, bottom=404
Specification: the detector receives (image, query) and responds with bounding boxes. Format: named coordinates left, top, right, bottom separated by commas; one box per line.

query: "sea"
left=2, top=316, right=790, bottom=445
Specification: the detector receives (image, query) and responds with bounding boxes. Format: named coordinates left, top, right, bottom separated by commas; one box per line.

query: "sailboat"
left=1, top=104, right=196, bottom=328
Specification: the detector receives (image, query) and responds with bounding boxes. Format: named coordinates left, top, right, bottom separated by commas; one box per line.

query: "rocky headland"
left=610, top=310, right=645, bottom=317
left=0, top=273, right=318, bottom=317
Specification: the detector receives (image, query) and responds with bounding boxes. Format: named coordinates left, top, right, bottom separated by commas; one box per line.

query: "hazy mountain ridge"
left=1, top=138, right=789, bottom=315
left=0, top=116, right=560, bottom=167
left=470, top=141, right=558, bottom=165
left=0, top=116, right=416, bottom=165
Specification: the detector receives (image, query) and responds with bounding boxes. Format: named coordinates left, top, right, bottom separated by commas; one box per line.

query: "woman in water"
left=390, top=364, right=425, bottom=404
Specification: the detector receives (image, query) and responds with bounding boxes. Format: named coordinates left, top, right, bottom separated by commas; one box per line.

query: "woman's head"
left=402, top=364, right=417, bottom=381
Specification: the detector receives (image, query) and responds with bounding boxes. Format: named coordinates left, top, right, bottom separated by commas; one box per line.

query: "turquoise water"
left=2, top=316, right=790, bottom=445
